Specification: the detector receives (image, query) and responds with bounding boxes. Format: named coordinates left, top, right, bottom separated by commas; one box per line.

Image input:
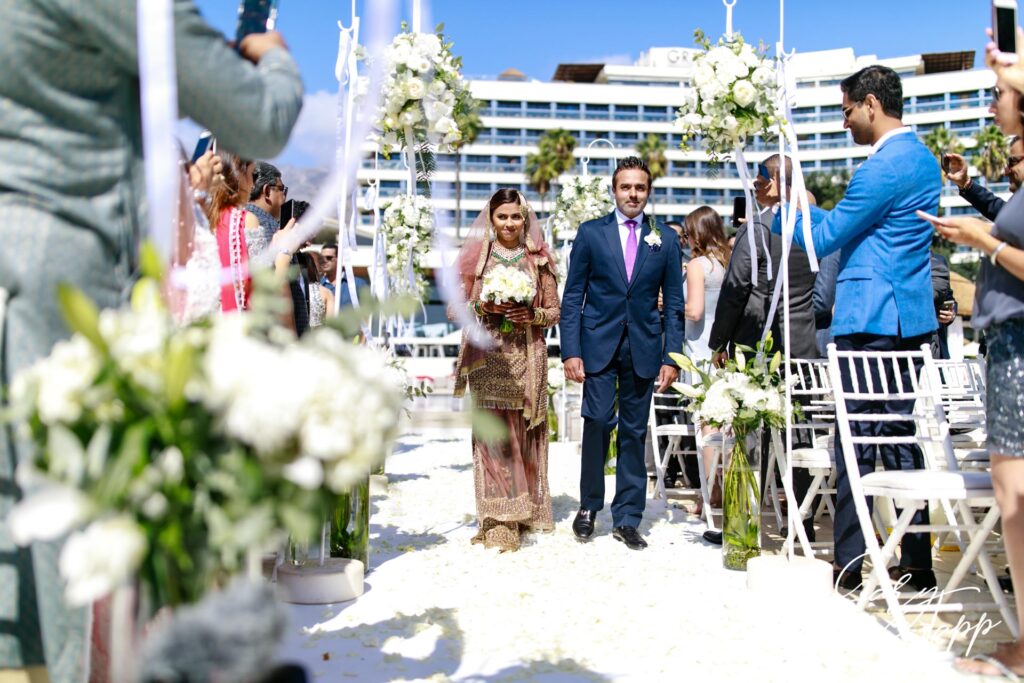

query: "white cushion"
left=861, top=470, right=993, bottom=499
left=790, top=447, right=833, bottom=469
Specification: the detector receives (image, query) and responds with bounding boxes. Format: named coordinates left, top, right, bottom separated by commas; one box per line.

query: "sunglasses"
left=841, top=101, right=861, bottom=120
left=993, top=86, right=1003, bottom=102
left=1009, top=154, right=1024, bottom=168
left=757, top=163, right=770, bottom=181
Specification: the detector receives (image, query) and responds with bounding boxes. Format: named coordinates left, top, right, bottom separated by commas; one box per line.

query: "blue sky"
left=190, top=0, right=993, bottom=167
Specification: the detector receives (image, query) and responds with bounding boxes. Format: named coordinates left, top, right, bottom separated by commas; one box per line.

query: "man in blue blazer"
left=773, top=65, right=941, bottom=591
left=560, top=157, right=685, bottom=549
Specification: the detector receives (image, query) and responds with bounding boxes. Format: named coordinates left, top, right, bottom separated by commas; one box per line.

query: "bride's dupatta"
left=216, top=206, right=252, bottom=312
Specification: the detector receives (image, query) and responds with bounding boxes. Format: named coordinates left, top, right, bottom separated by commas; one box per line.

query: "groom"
left=560, top=156, right=685, bottom=550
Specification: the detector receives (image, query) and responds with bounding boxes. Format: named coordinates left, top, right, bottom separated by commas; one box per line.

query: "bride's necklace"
left=491, top=241, right=525, bottom=265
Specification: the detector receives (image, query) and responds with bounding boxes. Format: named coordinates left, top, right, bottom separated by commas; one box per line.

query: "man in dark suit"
left=705, top=154, right=821, bottom=544
left=560, top=157, right=685, bottom=549
left=709, top=154, right=819, bottom=363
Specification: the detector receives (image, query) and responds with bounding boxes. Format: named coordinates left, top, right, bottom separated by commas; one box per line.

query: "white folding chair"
left=764, top=358, right=837, bottom=557
left=648, top=393, right=724, bottom=530
left=933, top=358, right=988, bottom=470
left=827, top=343, right=1017, bottom=638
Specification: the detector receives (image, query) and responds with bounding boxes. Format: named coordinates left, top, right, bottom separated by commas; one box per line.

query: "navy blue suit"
left=560, top=211, right=684, bottom=527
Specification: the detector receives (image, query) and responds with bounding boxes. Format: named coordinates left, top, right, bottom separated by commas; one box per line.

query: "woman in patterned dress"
left=453, top=188, right=561, bottom=551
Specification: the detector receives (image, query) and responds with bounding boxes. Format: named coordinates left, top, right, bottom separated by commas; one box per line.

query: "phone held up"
left=190, top=130, right=215, bottom=164
left=993, top=0, right=1018, bottom=60
left=235, top=0, right=279, bottom=50
left=732, top=196, right=746, bottom=229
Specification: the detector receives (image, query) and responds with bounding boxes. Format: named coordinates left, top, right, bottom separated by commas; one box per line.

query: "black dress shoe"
left=612, top=526, right=648, bottom=550
left=888, top=566, right=937, bottom=592
left=833, top=567, right=863, bottom=592
left=572, top=508, right=596, bottom=541
left=702, top=530, right=723, bottom=545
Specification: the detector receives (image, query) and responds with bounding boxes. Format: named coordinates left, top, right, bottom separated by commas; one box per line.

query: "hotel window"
left=526, top=102, right=551, bottom=117
left=819, top=105, right=842, bottom=119
left=584, top=103, right=609, bottom=119
left=643, top=105, right=668, bottom=121
left=466, top=154, right=491, bottom=164
left=915, top=122, right=940, bottom=134
left=700, top=189, right=725, bottom=200
left=950, top=119, right=980, bottom=131
left=523, top=129, right=543, bottom=143
left=614, top=104, right=639, bottom=121
left=555, top=102, right=581, bottom=118
left=495, top=100, right=522, bottom=115
left=950, top=90, right=980, bottom=108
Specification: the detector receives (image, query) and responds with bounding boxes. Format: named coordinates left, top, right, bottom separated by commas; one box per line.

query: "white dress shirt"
left=614, top=207, right=645, bottom=255
left=868, top=126, right=913, bottom=157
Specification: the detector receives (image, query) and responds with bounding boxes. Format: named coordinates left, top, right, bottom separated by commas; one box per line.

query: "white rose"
left=282, top=455, right=325, bottom=490
left=739, top=45, right=761, bottom=68
left=59, top=516, right=147, bottom=606
left=405, top=77, right=426, bottom=100
left=753, top=66, right=774, bottom=85
left=390, top=42, right=411, bottom=66
left=723, top=115, right=739, bottom=133
left=693, top=62, right=716, bottom=88
left=732, top=79, right=757, bottom=108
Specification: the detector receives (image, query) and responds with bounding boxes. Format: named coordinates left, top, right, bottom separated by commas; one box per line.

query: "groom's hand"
left=656, top=364, right=678, bottom=393
left=564, top=357, right=586, bottom=383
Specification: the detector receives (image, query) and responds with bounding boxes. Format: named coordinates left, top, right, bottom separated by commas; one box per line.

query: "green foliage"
left=635, top=134, right=668, bottom=184
left=803, top=171, right=850, bottom=211
left=972, top=125, right=1009, bottom=183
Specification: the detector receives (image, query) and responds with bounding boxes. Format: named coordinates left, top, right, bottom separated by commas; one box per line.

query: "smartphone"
left=941, top=154, right=952, bottom=174
left=941, top=299, right=956, bottom=313
left=732, top=196, right=746, bottom=228
left=279, top=198, right=295, bottom=228
left=190, top=133, right=214, bottom=165
left=993, top=0, right=1018, bottom=56
left=235, top=0, right=279, bottom=48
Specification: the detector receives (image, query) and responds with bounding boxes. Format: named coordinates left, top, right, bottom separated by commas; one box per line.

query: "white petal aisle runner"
left=279, top=429, right=972, bottom=682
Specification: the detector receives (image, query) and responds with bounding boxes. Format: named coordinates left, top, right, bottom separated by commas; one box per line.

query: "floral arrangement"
left=4, top=276, right=405, bottom=608
left=549, top=176, right=614, bottom=242
left=381, top=193, right=434, bottom=301
left=373, top=23, right=475, bottom=158
left=674, top=30, right=782, bottom=162
left=546, top=359, right=580, bottom=440
left=670, top=336, right=794, bottom=570
left=480, top=264, right=536, bottom=333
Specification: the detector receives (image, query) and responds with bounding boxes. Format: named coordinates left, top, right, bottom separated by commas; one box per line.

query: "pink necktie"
left=624, top=219, right=638, bottom=281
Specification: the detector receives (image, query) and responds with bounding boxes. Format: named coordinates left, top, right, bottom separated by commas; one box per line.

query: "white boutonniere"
left=644, top=230, right=662, bottom=251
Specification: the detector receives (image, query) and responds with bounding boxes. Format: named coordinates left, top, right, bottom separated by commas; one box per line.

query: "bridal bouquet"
left=674, top=30, right=782, bottom=161
left=381, top=193, right=434, bottom=301
left=670, top=336, right=794, bottom=570
left=373, top=23, right=475, bottom=158
left=480, top=264, right=536, bottom=334
left=4, top=275, right=405, bottom=608
left=549, top=176, right=614, bottom=242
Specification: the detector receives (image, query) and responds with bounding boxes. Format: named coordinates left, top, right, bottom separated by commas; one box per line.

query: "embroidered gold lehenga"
left=454, top=238, right=560, bottom=552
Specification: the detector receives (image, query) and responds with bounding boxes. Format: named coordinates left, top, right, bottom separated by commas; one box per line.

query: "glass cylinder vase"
left=330, top=475, right=370, bottom=568
left=722, top=427, right=762, bottom=571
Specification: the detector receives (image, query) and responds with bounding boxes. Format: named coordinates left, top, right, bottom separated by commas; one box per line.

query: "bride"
left=453, top=188, right=560, bottom=552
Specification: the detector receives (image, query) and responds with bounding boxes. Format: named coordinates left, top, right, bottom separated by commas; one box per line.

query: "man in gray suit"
left=0, top=2, right=303, bottom=680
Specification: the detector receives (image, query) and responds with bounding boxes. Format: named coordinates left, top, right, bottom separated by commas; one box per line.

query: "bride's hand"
left=504, top=304, right=533, bottom=323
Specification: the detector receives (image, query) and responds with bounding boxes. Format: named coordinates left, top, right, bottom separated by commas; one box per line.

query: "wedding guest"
left=918, top=32, right=1024, bottom=677
left=453, top=189, right=560, bottom=552
left=304, top=248, right=335, bottom=328
left=320, top=242, right=370, bottom=308
left=946, top=136, right=1024, bottom=221
left=560, top=157, right=684, bottom=550
left=206, top=153, right=257, bottom=312
left=682, top=207, right=730, bottom=516
left=0, top=3, right=303, bottom=679
left=776, top=65, right=940, bottom=592
left=706, top=155, right=820, bottom=545
left=245, top=161, right=287, bottom=258
left=931, top=252, right=957, bottom=359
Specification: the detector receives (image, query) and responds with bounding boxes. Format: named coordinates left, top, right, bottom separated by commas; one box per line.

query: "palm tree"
left=451, top=100, right=482, bottom=238
left=973, top=124, right=1009, bottom=183
left=525, top=147, right=560, bottom=217
left=922, top=126, right=964, bottom=180
left=635, top=133, right=668, bottom=211
left=528, top=129, right=577, bottom=223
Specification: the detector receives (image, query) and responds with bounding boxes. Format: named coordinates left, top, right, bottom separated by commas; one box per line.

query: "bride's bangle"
left=531, top=308, right=545, bottom=326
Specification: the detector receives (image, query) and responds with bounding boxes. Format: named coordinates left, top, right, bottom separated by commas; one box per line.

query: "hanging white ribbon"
left=733, top=147, right=760, bottom=286
left=335, top=17, right=364, bottom=315
left=137, top=0, right=178, bottom=261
